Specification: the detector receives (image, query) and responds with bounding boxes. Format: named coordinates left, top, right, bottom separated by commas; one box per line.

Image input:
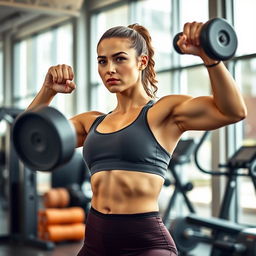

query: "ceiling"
left=0, top=6, right=18, bottom=23
left=0, top=0, right=84, bottom=35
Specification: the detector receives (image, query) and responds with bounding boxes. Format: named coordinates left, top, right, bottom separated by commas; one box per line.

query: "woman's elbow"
left=231, top=107, right=247, bottom=123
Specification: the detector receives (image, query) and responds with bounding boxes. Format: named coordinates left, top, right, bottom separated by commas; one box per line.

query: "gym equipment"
left=173, top=18, right=238, bottom=61
left=170, top=132, right=256, bottom=256
left=67, top=183, right=91, bottom=212
left=40, top=223, right=85, bottom=242
left=170, top=214, right=256, bottom=256
left=44, top=184, right=91, bottom=212
left=12, top=105, right=76, bottom=171
left=49, top=150, right=92, bottom=213
left=194, top=131, right=256, bottom=220
left=43, top=188, right=70, bottom=208
left=39, top=207, right=85, bottom=225
left=45, top=223, right=85, bottom=242
left=51, top=150, right=89, bottom=188
left=162, top=138, right=197, bottom=225
left=0, top=107, right=54, bottom=250
left=38, top=207, right=85, bottom=242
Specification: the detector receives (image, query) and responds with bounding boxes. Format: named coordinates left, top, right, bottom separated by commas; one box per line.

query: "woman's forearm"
left=26, top=86, right=57, bottom=111
left=205, top=61, right=247, bottom=120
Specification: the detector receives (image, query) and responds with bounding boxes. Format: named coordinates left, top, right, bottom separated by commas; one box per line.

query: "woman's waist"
left=91, top=194, right=159, bottom=214
left=86, top=206, right=161, bottom=233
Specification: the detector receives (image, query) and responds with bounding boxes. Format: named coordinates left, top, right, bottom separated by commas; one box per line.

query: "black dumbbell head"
left=12, top=106, right=76, bottom=171
left=200, top=18, right=238, bottom=61
left=173, top=32, right=185, bottom=55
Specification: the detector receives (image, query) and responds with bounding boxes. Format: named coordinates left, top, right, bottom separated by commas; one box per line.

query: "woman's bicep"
left=173, top=96, right=236, bottom=131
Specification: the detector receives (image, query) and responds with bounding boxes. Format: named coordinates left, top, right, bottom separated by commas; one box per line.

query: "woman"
left=27, top=22, right=247, bottom=256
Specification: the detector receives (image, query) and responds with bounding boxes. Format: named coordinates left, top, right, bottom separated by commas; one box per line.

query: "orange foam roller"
left=41, top=207, right=85, bottom=225
left=44, top=223, right=85, bottom=242
left=38, top=226, right=44, bottom=240
left=44, top=188, right=70, bottom=208
left=38, top=209, right=45, bottom=226
left=38, top=223, right=45, bottom=233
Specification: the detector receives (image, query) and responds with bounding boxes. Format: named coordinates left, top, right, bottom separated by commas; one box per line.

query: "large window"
left=235, top=59, right=256, bottom=224
left=172, top=0, right=210, bottom=216
left=234, top=0, right=256, bottom=56
left=13, top=23, right=74, bottom=117
left=236, top=59, right=256, bottom=143
left=134, top=0, right=172, bottom=71
left=181, top=66, right=212, bottom=215
left=179, top=0, right=209, bottom=66
left=233, top=1, right=256, bottom=224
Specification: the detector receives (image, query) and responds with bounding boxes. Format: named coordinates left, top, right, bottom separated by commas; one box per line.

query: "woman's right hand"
left=43, top=64, right=76, bottom=94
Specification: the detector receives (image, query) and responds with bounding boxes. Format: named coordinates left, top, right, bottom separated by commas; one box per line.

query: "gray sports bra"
left=83, top=100, right=171, bottom=179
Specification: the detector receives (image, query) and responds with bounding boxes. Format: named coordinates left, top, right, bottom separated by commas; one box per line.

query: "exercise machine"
left=170, top=131, right=256, bottom=256
left=162, top=138, right=197, bottom=224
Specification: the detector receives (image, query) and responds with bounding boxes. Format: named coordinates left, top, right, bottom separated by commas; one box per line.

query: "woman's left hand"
left=176, top=21, right=212, bottom=61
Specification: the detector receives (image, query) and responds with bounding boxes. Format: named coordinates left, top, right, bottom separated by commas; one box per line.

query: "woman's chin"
left=107, top=85, right=123, bottom=93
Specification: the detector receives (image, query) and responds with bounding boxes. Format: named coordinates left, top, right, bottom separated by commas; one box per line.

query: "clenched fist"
left=43, top=64, right=76, bottom=94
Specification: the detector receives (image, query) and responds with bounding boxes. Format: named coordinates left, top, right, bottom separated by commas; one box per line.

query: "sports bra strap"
left=88, top=115, right=106, bottom=133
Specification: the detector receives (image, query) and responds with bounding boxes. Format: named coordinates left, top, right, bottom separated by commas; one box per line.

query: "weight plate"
left=12, top=106, right=76, bottom=171
left=169, top=217, right=199, bottom=252
left=201, top=18, right=238, bottom=61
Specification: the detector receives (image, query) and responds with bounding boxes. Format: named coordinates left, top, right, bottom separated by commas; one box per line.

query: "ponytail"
left=128, top=24, right=158, bottom=98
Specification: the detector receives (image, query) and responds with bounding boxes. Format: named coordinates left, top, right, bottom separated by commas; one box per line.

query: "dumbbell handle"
left=173, top=18, right=238, bottom=61
left=172, top=22, right=209, bottom=55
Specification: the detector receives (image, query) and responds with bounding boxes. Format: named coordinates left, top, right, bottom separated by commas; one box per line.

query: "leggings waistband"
left=90, top=207, right=160, bottom=219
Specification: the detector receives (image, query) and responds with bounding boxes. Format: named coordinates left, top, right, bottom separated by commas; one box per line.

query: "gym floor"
left=0, top=241, right=210, bottom=256
left=0, top=242, right=83, bottom=256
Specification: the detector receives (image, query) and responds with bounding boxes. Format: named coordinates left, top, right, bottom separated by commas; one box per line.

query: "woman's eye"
left=116, top=57, right=126, bottom=62
left=98, top=59, right=106, bottom=64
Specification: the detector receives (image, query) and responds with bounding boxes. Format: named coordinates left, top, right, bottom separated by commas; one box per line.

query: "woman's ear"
left=139, top=55, right=148, bottom=70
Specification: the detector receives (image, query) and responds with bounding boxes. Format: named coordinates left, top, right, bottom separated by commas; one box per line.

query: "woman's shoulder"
left=70, top=110, right=105, bottom=133
left=71, top=110, right=105, bottom=120
left=147, top=94, right=193, bottom=129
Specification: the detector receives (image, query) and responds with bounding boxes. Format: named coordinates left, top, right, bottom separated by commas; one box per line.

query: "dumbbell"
left=173, top=18, right=238, bottom=61
left=12, top=105, right=76, bottom=171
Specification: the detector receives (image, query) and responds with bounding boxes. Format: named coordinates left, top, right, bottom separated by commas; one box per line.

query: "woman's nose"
left=106, top=62, right=116, bottom=74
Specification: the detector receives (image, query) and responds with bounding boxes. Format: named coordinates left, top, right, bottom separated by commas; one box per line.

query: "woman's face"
left=97, top=37, right=145, bottom=94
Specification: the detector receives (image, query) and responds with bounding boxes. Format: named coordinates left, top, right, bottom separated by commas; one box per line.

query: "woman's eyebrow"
left=97, top=51, right=128, bottom=59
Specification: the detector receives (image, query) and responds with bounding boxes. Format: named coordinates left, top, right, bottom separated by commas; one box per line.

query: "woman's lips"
left=106, top=78, right=120, bottom=85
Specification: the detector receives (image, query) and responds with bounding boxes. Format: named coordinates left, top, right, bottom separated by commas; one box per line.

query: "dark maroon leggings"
left=77, top=207, right=177, bottom=256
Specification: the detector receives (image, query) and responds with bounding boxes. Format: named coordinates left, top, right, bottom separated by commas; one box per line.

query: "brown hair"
left=97, top=24, right=158, bottom=98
